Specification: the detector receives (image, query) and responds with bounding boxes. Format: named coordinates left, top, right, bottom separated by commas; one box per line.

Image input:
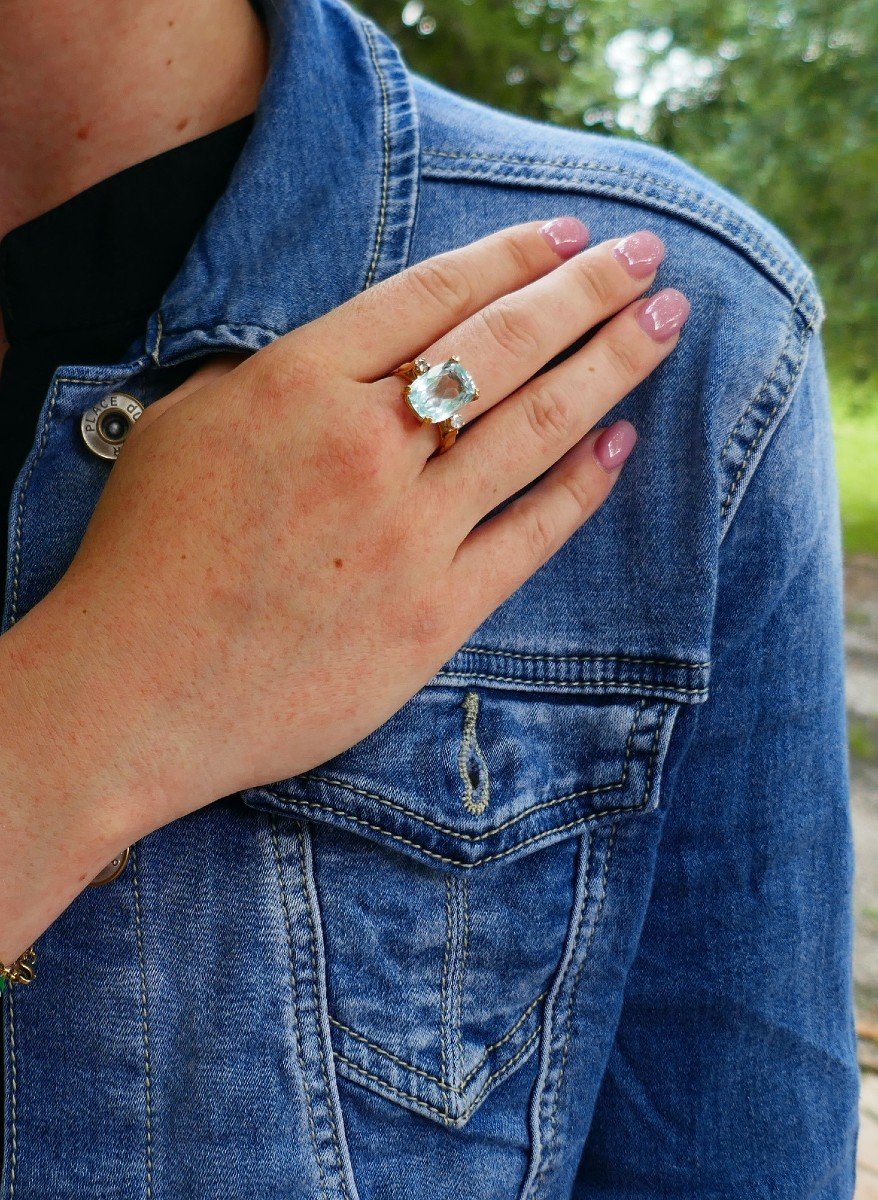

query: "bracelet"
left=0, top=945, right=36, bottom=993
left=0, top=847, right=130, bottom=995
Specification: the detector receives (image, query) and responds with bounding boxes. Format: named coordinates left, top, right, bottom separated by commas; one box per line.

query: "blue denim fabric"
left=1, top=0, right=858, bottom=1194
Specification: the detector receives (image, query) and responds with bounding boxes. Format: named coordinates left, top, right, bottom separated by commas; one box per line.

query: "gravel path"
left=845, top=554, right=878, bottom=1196
left=847, top=555, right=878, bottom=1029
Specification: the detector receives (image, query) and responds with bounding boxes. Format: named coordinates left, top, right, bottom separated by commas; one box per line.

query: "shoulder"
left=413, top=74, right=822, bottom=329
left=411, top=74, right=827, bottom=535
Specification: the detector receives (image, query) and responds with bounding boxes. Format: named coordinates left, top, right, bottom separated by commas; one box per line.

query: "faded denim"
left=1, top=0, right=858, bottom=1194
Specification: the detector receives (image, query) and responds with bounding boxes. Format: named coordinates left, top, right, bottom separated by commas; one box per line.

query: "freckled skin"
left=0, top=1, right=669, bottom=966
left=0, top=1, right=268, bottom=241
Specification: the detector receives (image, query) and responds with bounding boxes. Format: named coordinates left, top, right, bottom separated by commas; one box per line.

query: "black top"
left=0, top=113, right=253, bottom=1172
left=0, top=113, right=254, bottom=591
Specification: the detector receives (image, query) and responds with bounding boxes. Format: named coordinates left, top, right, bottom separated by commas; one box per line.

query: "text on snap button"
left=80, top=392, right=144, bottom=460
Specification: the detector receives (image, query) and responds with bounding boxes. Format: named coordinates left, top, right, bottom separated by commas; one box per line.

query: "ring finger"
left=432, top=286, right=692, bottom=529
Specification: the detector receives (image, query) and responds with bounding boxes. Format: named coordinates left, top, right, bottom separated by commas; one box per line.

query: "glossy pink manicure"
left=539, top=217, right=590, bottom=259
left=613, top=231, right=666, bottom=278
left=636, top=288, right=691, bottom=342
left=594, top=419, right=638, bottom=472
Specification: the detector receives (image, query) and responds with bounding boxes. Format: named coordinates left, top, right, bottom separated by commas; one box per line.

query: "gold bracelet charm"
left=0, top=945, right=36, bottom=993
left=0, top=846, right=129, bottom=995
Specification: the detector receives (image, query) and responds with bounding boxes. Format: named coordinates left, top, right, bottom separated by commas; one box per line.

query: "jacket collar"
left=147, top=0, right=420, bottom=367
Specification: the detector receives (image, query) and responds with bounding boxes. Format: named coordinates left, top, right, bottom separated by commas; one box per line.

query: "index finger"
left=313, top=217, right=590, bottom=381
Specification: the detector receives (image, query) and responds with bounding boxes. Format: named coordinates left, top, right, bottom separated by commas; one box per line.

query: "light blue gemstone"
left=407, top=360, right=477, bottom=423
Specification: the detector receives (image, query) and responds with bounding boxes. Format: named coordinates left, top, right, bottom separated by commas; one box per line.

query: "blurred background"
left=357, top=0, right=878, bottom=1186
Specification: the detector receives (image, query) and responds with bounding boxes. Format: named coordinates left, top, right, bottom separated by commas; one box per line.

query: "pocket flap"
left=240, top=655, right=705, bottom=870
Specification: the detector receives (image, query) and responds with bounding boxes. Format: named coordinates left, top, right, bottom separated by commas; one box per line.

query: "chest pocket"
left=240, top=654, right=706, bottom=1127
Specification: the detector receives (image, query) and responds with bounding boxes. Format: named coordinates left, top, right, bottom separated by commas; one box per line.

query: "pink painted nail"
left=539, top=217, right=590, bottom=259
left=636, top=288, right=691, bottom=342
left=613, top=231, right=666, bottom=278
left=594, top=419, right=638, bottom=472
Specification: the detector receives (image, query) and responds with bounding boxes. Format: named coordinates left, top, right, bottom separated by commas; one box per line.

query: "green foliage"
left=549, top=0, right=878, bottom=381
left=832, top=376, right=878, bottom=554
left=359, top=0, right=877, bottom=382
left=849, top=716, right=878, bottom=764
left=358, top=0, right=578, bottom=117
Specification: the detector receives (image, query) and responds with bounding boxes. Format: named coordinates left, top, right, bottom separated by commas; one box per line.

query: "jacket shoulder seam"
left=421, top=144, right=822, bottom=320
left=718, top=283, right=817, bottom=541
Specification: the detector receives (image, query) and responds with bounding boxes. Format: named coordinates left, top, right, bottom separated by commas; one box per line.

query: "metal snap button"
left=87, top=846, right=131, bottom=887
left=81, top=392, right=144, bottom=460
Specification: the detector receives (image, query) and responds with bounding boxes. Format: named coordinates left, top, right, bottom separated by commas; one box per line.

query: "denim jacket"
left=1, top=0, right=857, bottom=1195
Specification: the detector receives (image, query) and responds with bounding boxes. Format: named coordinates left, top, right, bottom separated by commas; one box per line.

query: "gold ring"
left=394, top=355, right=479, bottom=454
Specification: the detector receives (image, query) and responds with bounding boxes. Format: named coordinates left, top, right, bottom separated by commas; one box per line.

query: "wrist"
left=0, top=579, right=197, bottom=959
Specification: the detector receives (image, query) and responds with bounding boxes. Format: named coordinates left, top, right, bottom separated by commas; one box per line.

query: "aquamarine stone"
left=407, top=359, right=477, bottom=423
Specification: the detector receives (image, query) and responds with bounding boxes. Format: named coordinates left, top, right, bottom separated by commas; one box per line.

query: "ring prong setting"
left=394, top=354, right=478, bottom=454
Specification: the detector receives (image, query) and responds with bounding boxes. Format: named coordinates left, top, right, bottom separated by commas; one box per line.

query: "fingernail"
left=539, top=217, right=590, bottom=259
left=613, top=231, right=666, bottom=278
left=594, top=419, right=638, bottom=472
left=636, top=288, right=691, bottom=342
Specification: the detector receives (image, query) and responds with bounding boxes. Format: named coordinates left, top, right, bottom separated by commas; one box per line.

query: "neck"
left=0, top=0, right=268, bottom=242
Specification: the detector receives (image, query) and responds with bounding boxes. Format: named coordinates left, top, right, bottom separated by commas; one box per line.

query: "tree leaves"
left=360, top=0, right=876, bottom=379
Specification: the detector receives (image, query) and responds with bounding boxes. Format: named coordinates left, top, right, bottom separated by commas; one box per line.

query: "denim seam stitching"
left=269, top=819, right=330, bottom=1200
left=130, top=843, right=155, bottom=1200
left=718, top=279, right=806, bottom=477
left=518, top=832, right=594, bottom=1199
left=453, top=647, right=709, bottom=670
left=457, top=876, right=470, bottom=1088
left=435, top=673, right=707, bottom=697
left=421, top=149, right=815, bottom=302
left=296, top=827, right=353, bottom=1199
left=150, top=311, right=164, bottom=365
left=445, top=877, right=464, bottom=1086
left=719, top=288, right=811, bottom=523
left=6, top=984, right=18, bottom=1198
left=439, top=876, right=454, bottom=1086
left=8, top=371, right=125, bottom=624
left=10, top=374, right=61, bottom=624
left=300, top=698, right=647, bottom=841
left=361, top=20, right=391, bottom=290
left=328, top=988, right=547, bottom=1092
left=717, top=308, right=798, bottom=465
left=532, top=820, right=621, bottom=1198
left=259, top=701, right=665, bottom=868
left=334, top=1026, right=541, bottom=1124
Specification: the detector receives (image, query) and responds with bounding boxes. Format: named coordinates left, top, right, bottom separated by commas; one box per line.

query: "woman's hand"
left=1, top=217, right=688, bottom=957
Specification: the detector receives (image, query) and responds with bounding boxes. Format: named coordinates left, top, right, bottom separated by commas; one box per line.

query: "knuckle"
left=573, top=258, right=617, bottom=311
left=602, top=333, right=646, bottom=382
left=311, top=406, right=389, bottom=489
left=409, top=256, right=476, bottom=319
left=524, top=505, right=559, bottom=562
left=521, top=381, right=576, bottom=447
left=480, top=301, right=543, bottom=360
left=497, top=228, right=537, bottom=279
left=254, top=341, right=318, bottom=405
left=558, top=470, right=595, bottom=516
